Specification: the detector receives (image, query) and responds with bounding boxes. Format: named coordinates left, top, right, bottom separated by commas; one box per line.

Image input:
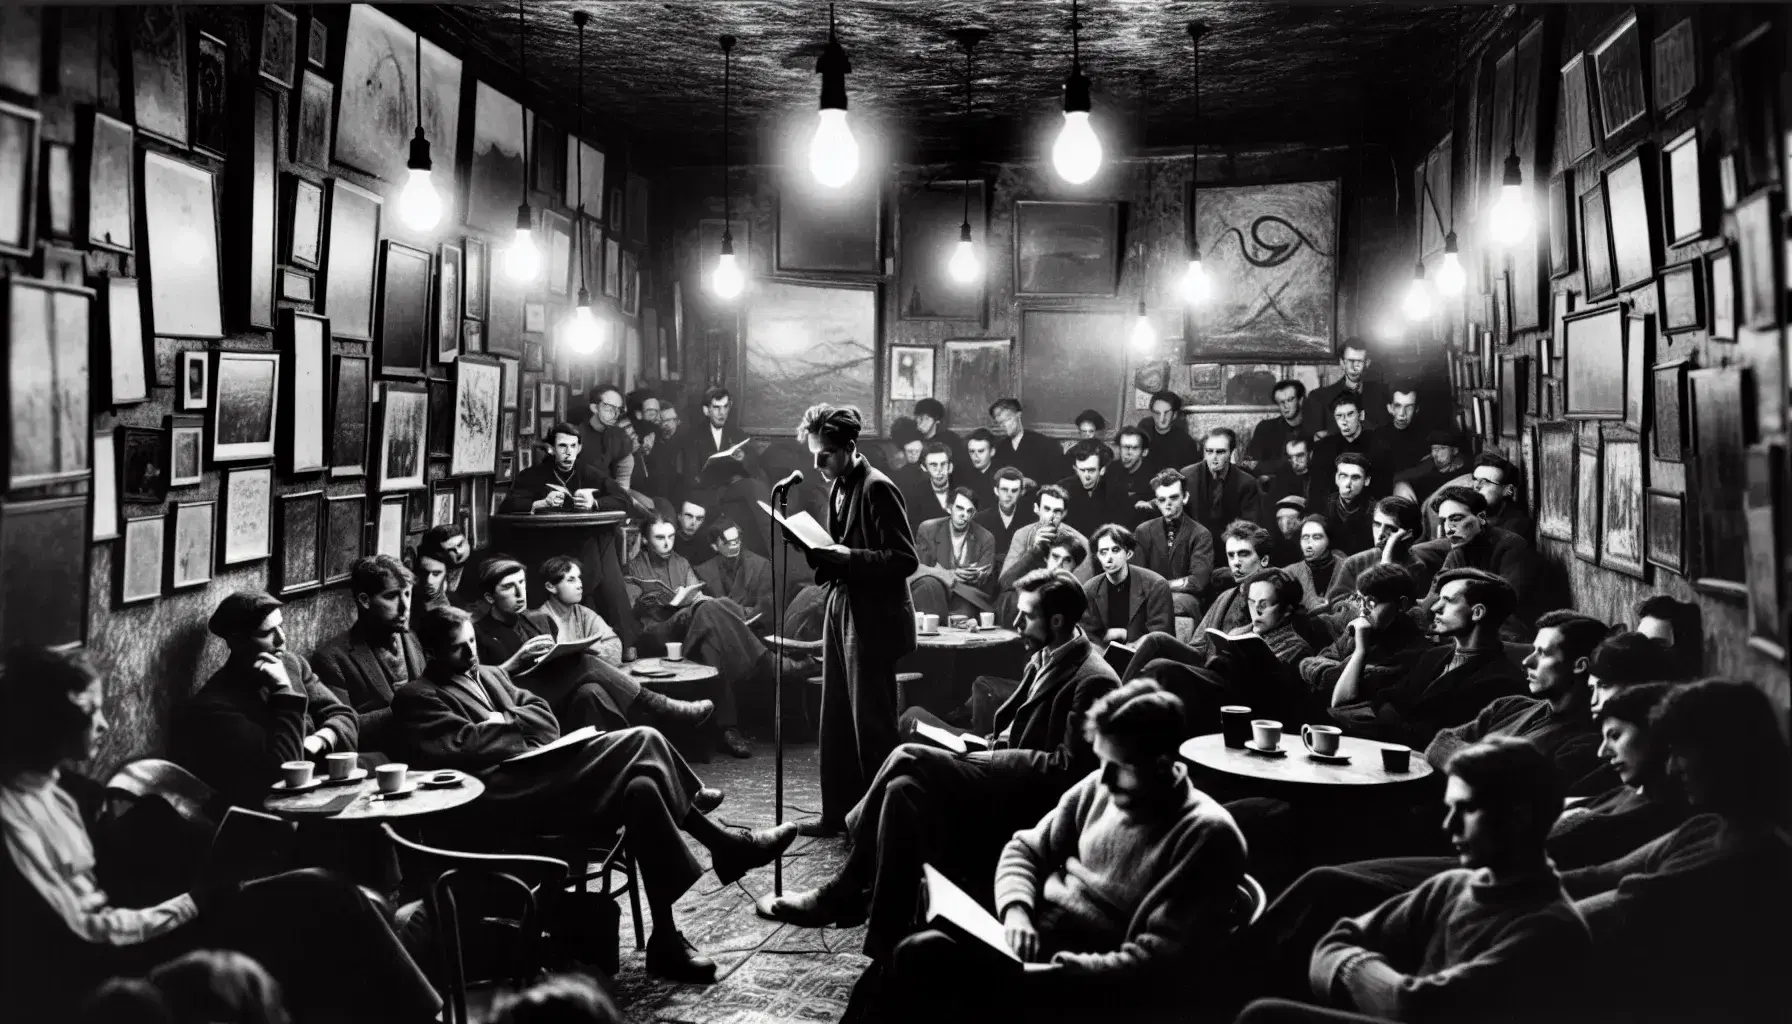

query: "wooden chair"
left=103, top=758, right=218, bottom=828
left=532, top=828, right=644, bottom=954
left=382, top=824, right=570, bottom=1024
left=1234, top=873, right=1268, bottom=931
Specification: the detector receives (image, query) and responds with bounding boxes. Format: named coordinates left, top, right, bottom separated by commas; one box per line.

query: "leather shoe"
left=636, top=688, right=715, bottom=728
left=710, top=822, right=799, bottom=885
left=691, top=787, right=725, bottom=813
left=718, top=727, right=753, bottom=758
left=754, top=882, right=867, bottom=927
left=644, top=930, right=717, bottom=984
left=795, top=819, right=845, bottom=838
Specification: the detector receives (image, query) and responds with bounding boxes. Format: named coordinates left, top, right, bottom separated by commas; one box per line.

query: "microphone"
left=771, top=469, right=804, bottom=494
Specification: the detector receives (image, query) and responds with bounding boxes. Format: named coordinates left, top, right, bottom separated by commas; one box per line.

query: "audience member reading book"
left=691, top=517, right=777, bottom=630
left=1118, top=519, right=1274, bottom=683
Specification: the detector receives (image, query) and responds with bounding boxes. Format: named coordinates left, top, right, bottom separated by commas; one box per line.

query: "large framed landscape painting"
left=1187, top=179, right=1339, bottom=361
left=740, top=279, right=876, bottom=434
left=334, top=5, right=461, bottom=185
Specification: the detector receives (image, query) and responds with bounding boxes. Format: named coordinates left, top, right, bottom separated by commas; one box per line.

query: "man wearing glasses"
left=1096, top=426, right=1158, bottom=526
left=1178, top=427, right=1265, bottom=542
left=1470, top=452, right=1534, bottom=544
left=579, top=384, right=664, bottom=519
left=1300, top=563, right=1433, bottom=711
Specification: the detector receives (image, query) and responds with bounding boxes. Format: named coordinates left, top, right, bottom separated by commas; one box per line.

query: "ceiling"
left=412, top=1, right=1508, bottom=168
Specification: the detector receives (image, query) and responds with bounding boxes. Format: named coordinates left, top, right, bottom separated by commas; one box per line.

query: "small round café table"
left=629, top=657, right=722, bottom=761
left=1179, top=733, right=1436, bottom=790
left=263, top=772, right=485, bottom=822
left=913, top=625, right=1023, bottom=652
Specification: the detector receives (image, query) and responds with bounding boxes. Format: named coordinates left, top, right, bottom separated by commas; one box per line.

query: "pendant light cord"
left=517, top=0, right=529, bottom=206
left=1448, top=5, right=1460, bottom=234
left=721, top=38, right=733, bottom=234
left=1188, top=22, right=1203, bottom=258
left=1070, top=0, right=1080, bottom=70
left=962, top=38, right=973, bottom=228
left=575, top=10, right=587, bottom=297
left=414, top=33, right=423, bottom=133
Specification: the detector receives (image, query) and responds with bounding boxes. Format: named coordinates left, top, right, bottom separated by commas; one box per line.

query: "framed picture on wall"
left=211, top=351, right=280, bottom=464
left=1014, top=201, right=1120, bottom=297
left=322, top=494, right=364, bottom=585
left=220, top=465, right=273, bottom=567
left=1547, top=172, right=1575, bottom=278
left=1645, top=488, right=1685, bottom=575
left=776, top=178, right=882, bottom=275
left=5, top=277, right=91, bottom=492
left=1578, top=178, right=1616, bottom=300
left=377, top=240, right=434, bottom=379
left=1591, top=10, right=1648, bottom=142
left=1734, top=189, right=1779, bottom=329
left=1656, top=260, right=1704, bottom=334
left=449, top=356, right=502, bottom=477
left=898, top=180, right=987, bottom=322
left=91, top=430, right=118, bottom=542
left=1708, top=246, right=1737, bottom=340
left=1744, top=442, right=1786, bottom=661
left=164, top=414, right=202, bottom=488
left=376, top=382, right=429, bottom=492
left=276, top=489, right=323, bottom=597
left=1537, top=422, right=1574, bottom=542
left=1604, top=146, right=1658, bottom=293
left=118, top=427, right=167, bottom=504
left=322, top=179, right=383, bottom=342
left=0, top=496, right=88, bottom=650
left=1688, top=366, right=1748, bottom=596
left=888, top=345, right=935, bottom=402
left=328, top=354, right=370, bottom=479
left=141, top=150, right=224, bottom=339
left=376, top=495, right=406, bottom=558
left=1652, top=358, right=1689, bottom=462
left=1623, top=312, right=1650, bottom=433
left=85, top=111, right=134, bottom=253
left=1563, top=305, right=1624, bottom=419
left=1573, top=439, right=1602, bottom=564
left=1661, top=128, right=1705, bottom=246
left=177, top=349, right=209, bottom=412
left=119, top=514, right=165, bottom=606
left=101, top=277, right=148, bottom=406
left=436, top=242, right=463, bottom=365
left=278, top=311, right=328, bottom=474
left=168, top=500, right=215, bottom=591
left=740, top=279, right=878, bottom=434
left=1600, top=436, right=1647, bottom=579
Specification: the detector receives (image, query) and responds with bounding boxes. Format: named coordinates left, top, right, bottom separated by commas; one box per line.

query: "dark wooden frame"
left=322, top=494, right=365, bottom=585
left=0, top=494, right=90, bottom=650
left=1651, top=358, right=1690, bottom=462
left=275, top=490, right=323, bottom=597
left=376, top=381, right=430, bottom=493
left=1603, top=144, right=1660, bottom=293
left=328, top=353, right=370, bottom=479
left=1599, top=435, right=1648, bottom=579
left=210, top=350, right=281, bottom=464
left=1660, top=127, right=1706, bottom=247
left=376, top=239, right=435, bottom=380
left=1644, top=488, right=1685, bottom=575
left=1537, top=422, right=1575, bottom=542
left=219, top=464, right=273, bottom=568
left=1656, top=259, right=1704, bottom=334
left=165, top=413, right=203, bottom=487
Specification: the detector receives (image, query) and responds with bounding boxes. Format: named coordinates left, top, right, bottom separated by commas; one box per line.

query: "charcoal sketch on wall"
left=1188, top=179, right=1339, bottom=361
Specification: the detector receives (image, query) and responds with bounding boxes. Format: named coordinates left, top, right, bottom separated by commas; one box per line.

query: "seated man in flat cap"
left=173, top=591, right=373, bottom=808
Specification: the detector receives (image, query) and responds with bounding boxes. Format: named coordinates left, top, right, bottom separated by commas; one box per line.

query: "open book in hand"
left=512, top=634, right=603, bottom=676
left=504, top=725, right=603, bottom=763
left=706, top=437, right=751, bottom=462
left=922, top=864, right=1021, bottom=966
left=1205, top=627, right=1271, bottom=658
left=758, top=501, right=835, bottom=552
left=912, top=720, right=992, bottom=755
left=626, top=576, right=705, bottom=608
left=1102, top=640, right=1137, bottom=679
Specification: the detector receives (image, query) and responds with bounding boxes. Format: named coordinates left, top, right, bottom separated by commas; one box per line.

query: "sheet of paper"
left=913, top=720, right=968, bottom=754
left=505, top=724, right=602, bottom=762
left=759, top=501, right=835, bottom=550
left=923, top=864, right=1020, bottom=962
left=513, top=634, right=602, bottom=675
left=708, top=437, right=751, bottom=460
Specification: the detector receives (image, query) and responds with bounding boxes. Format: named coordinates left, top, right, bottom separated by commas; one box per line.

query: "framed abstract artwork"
left=1599, top=436, right=1647, bottom=579
left=888, top=345, right=936, bottom=403
left=1644, top=488, right=1684, bottom=575
left=1558, top=54, right=1595, bottom=165
left=1623, top=311, right=1650, bottom=434
left=1547, top=172, right=1575, bottom=279
left=276, top=489, right=324, bottom=597
left=220, top=465, right=273, bottom=567
left=1688, top=366, right=1748, bottom=595
left=141, top=150, right=224, bottom=339
left=1015, top=200, right=1120, bottom=298
left=293, top=71, right=333, bottom=171
left=334, top=4, right=461, bottom=183
left=168, top=500, right=215, bottom=591
left=449, top=356, right=502, bottom=477
left=278, top=310, right=328, bottom=474
left=211, top=350, right=280, bottom=464
left=328, top=354, right=370, bottom=479
left=322, top=179, right=383, bottom=343
left=1652, top=17, right=1699, bottom=112
left=740, top=279, right=878, bottom=434
left=117, top=426, right=166, bottom=504
left=258, top=4, right=298, bottom=89
left=323, top=495, right=365, bottom=585
left=5, top=276, right=92, bottom=490
left=119, top=515, right=165, bottom=606
left=0, top=495, right=89, bottom=650
left=437, top=242, right=463, bottom=366
left=377, top=240, right=435, bottom=380
left=465, top=81, right=525, bottom=233
left=376, top=382, right=429, bottom=493
left=190, top=30, right=229, bottom=158
left=464, top=237, right=488, bottom=320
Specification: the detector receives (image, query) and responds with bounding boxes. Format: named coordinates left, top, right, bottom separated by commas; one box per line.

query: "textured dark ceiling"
left=412, top=2, right=1508, bottom=168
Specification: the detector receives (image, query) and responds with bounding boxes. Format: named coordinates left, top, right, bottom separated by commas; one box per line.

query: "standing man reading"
left=795, top=404, right=919, bottom=836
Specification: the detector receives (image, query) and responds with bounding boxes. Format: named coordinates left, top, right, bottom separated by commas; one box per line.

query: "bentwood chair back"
left=1235, top=873, right=1268, bottom=931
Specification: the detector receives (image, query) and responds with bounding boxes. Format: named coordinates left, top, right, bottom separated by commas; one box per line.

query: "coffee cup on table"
left=280, top=761, right=314, bottom=788
left=665, top=642, right=683, bottom=661
left=1250, top=720, right=1283, bottom=751
left=1380, top=745, right=1412, bottom=773
left=1301, top=724, right=1343, bottom=756
left=979, top=612, right=996, bottom=629
left=922, top=613, right=940, bottom=632
left=915, top=613, right=927, bottom=632
left=1220, top=706, right=1253, bottom=748
left=324, top=752, right=357, bottom=780
left=376, top=763, right=408, bottom=794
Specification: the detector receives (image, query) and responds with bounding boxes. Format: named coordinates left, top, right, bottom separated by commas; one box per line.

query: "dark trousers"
left=639, top=599, right=768, bottom=730
left=860, top=928, right=1154, bottom=1024
left=819, top=587, right=901, bottom=824
left=578, top=510, right=643, bottom=650
left=511, top=662, right=631, bottom=733
left=1236, top=998, right=1389, bottom=1024
left=618, top=775, right=706, bottom=909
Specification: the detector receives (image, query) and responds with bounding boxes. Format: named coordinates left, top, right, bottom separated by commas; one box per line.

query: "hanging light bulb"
left=396, top=34, right=441, bottom=232
left=1180, top=257, right=1211, bottom=304
left=712, top=231, right=745, bottom=299
left=810, top=5, right=858, bottom=189
left=504, top=203, right=541, bottom=283
left=1130, top=298, right=1155, bottom=351
left=944, top=29, right=986, bottom=287
left=1052, top=1, right=1101, bottom=184
left=948, top=222, right=980, bottom=284
left=1489, top=153, right=1531, bottom=246
left=1436, top=231, right=1467, bottom=296
left=1182, top=22, right=1212, bottom=306
left=565, top=297, right=605, bottom=355
left=1403, top=260, right=1434, bottom=321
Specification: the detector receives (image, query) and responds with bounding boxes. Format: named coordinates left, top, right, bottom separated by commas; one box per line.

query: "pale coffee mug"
left=1251, top=720, right=1283, bottom=751
left=280, top=760, right=313, bottom=787
left=922, top=613, right=941, bottom=632
left=915, top=613, right=927, bottom=632
left=1302, top=724, right=1342, bottom=756
left=324, top=751, right=357, bottom=780
left=376, top=763, right=408, bottom=794
left=665, top=642, right=684, bottom=661
left=979, top=612, right=997, bottom=629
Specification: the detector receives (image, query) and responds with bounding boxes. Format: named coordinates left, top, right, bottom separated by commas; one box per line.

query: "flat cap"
left=208, top=591, right=282, bottom=638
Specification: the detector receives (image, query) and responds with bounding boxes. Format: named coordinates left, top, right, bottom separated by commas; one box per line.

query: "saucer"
left=271, top=777, right=324, bottom=792
left=1243, top=741, right=1287, bottom=758
left=372, top=783, right=418, bottom=800
left=419, top=771, right=463, bottom=789
left=320, top=767, right=369, bottom=786
left=664, top=655, right=685, bottom=662
left=916, top=630, right=941, bottom=636
left=1305, top=750, right=1351, bottom=764
left=631, top=667, right=674, bottom=679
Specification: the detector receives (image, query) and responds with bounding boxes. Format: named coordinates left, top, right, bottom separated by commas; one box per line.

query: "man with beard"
left=1095, top=426, right=1157, bottom=525
left=1470, top=451, right=1534, bottom=544
left=975, top=467, right=1028, bottom=565
left=1393, top=430, right=1468, bottom=503
left=627, top=516, right=783, bottom=759
left=693, top=516, right=776, bottom=631
left=1180, top=427, right=1265, bottom=540
left=646, top=404, right=688, bottom=511
left=314, top=555, right=429, bottom=751
left=1079, top=524, right=1174, bottom=649
left=1301, top=341, right=1388, bottom=436
left=1262, top=436, right=1320, bottom=508
left=1319, top=496, right=1446, bottom=618
left=1428, top=485, right=1541, bottom=638
left=1058, top=440, right=1110, bottom=537
left=1317, top=453, right=1377, bottom=557
left=755, top=570, right=1119, bottom=964
left=988, top=398, right=1069, bottom=492
left=913, top=398, right=967, bottom=472
left=1140, top=390, right=1202, bottom=475
left=501, top=422, right=644, bottom=654
left=1311, top=393, right=1377, bottom=498
left=683, top=386, right=774, bottom=555
left=791, top=404, right=918, bottom=835
left=1243, top=379, right=1314, bottom=478
left=909, top=487, right=997, bottom=621
left=1132, top=469, right=1214, bottom=619
left=1301, top=563, right=1433, bottom=709
left=1329, top=568, right=1527, bottom=748
left=1367, top=386, right=1431, bottom=482
left=673, top=499, right=713, bottom=564
left=959, top=428, right=1001, bottom=509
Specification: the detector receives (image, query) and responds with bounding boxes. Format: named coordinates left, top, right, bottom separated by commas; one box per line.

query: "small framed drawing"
left=279, top=310, right=328, bottom=474
left=429, top=481, right=456, bottom=527
left=119, top=515, right=165, bottom=606
left=118, top=426, right=167, bottom=504
left=220, top=465, right=273, bottom=567
left=437, top=241, right=463, bottom=365
left=329, top=354, right=371, bottom=479
left=1660, top=128, right=1704, bottom=246
left=1573, top=440, right=1601, bottom=565
left=376, top=495, right=406, bottom=558
left=101, top=277, right=149, bottom=405
left=323, top=495, right=364, bottom=585
left=525, top=302, right=547, bottom=334
left=211, top=350, right=281, bottom=463
left=165, top=414, right=204, bottom=487
left=280, top=268, right=315, bottom=302
left=1599, top=436, right=1647, bottom=579
left=168, top=500, right=216, bottom=590
left=376, top=381, right=429, bottom=492
left=1651, top=358, right=1689, bottom=462
left=178, top=349, right=209, bottom=411
left=538, top=381, right=557, bottom=414
left=888, top=345, right=935, bottom=402
left=285, top=175, right=323, bottom=269
left=1656, top=260, right=1703, bottom=333
left=1645, top=488, right=1685, bottom=575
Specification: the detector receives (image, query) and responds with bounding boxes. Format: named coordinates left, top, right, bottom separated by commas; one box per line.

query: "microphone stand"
left=771, top=481, right=792, bottom=896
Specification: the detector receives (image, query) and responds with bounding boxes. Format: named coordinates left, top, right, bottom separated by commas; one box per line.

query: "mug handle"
left=1300, top=724, right=1317, bottom=754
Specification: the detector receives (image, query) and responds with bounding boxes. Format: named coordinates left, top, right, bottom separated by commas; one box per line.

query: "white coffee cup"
left=665, top=642, right=684, bottom=661
left=922, top=613, right=940, bottom=632
left=915, top=612, right=927, bottom=632
left=1302, top=724, right=1343, bottom=756
left=324, top=752, right=357, bottom=780
left=280, top=760, right=314, bottom=787
left=376, top=763, right=408, bottom=794
left=1251, top=719, right=1283, bottom=751
left=979, top=612, right=996, bottom=629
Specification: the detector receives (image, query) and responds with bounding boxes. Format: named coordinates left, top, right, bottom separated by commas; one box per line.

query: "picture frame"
left=258, top=4, right=298, bottom=90
left=430, top=481, right=457, bottom=527
left=1623, top=311, right=1650, bottom=433
left=538, top=381, right=557, bottom=415
left=1743, top=443, right=1786, bottom=661
left=306, top=15, right=327, bottom=69
left=895, top=180, right=988, bottom=321
left=190, top=29, right=229, bottom=158
left=1590, top=10, right=1648, bottom=142
left=284, top=175, right=323, bottom=269
left=1652, top=17, right=1699, bottom=112
left=220, top=465, right=273, bottom=567
left=525, top=302, right=547, bottom=335
left=1578, top=177, right=1615, bottom=301
left=141, top=150, right=224, bottom=339
left=293, top=71, right=333, bottom=171
left=621, top=250, right=640, bottom=316
left=406, top=480, right=428, bottom=534
left=322, top=495, right=365, bottom=585
left=1644, top=488, right=1685, bottom=574
left=168, top=500, right=216, bottom=591
left=280, top=268, right=314, bottom=303
left=565, top=138, right=604, bottom=219
left=276, top=489, right=324, bottom=597
left=0, top=495, right=89, bottom=649
left=1559, top=53, right=1596, bottom=165
left=328, top=354, right=370, bottom=479
left=1547, top=172, right=1575, bottom=278
left=1600, top=435, right=1647, bottom=579
left=376, top=495, right=406, bottom=558
left=4, top=276, right=92, bottom=491
left=211, top=350, right=280, bottom=464
left=1718, top=152, right=1739, bottom=209
left=436, top=242, right=463, bottom=366
left=1548, top=290, right=1573, bottom=363
left=1499, top=355, right=1527, bottom=438
left=1573, top=440, right=1602, bottom=564
left=322, top=179, right=383, bottom=343
left=100, top=277, right=149, bottom=406
left=1652, top=358, right=1690, bottom=462
left=523, top=341, right=544, bottom=373
left=377, top=240, right=434, bottom=380
left=499, top=356, right=520, bottom=411
left=1604, top=146, right=1658, bottom=293
left=165, top=414, right=203, bottom=487
left=84, top=111, right=134, bottom=253
left=1563, top=305, right=1625, bottom=420
left=741, top=278, right=880, bottom=433
left=1660, top=128, right=1704, bottom=247
left=334, top=4, right=462, bottom=186
left=1688, top=366, right=1748, bottom=595
left=127, top=6, right=188, bottom=148
left=1537, top=422, right=1575, bottom=542
left=542, top=209, right=573, bottom=297
left=1014, top=200, right=1120, bottom=297
left=117, top=425, right=166, bottom=504
left=889, top=345, right=936, bottom=403
left=1656, top=260, right=1704, bottom=334
left=119, top=515, right=165, bottom=606
left=450, top=356, right=502, bottom=477
left=604, top=236, right=621, bottom=298
left=1734, top=189, right=1779, bottom=330
left=775, top=179, right=883, bottom=275
left=377, top=382, right=429, bottom=493
left=463, top=319, right=484, bottom=355
left=1707, top=246, right=1737, bottom=341
left=464, top=237, right=488, bottom=321
left=426, top=379, right=451, bottom=460
left=91, top=430, right=118, bottom=542
left=278, top=310, right=328, bottom=474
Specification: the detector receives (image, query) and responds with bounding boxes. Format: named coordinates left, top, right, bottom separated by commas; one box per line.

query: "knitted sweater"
left=1299, top=617, right=1433, bottom=700
left=1545, top=785, right=1688, bottom=870
left=1424, top=695, right=1605, bottom=792
left=533, top=600, right=624, bottom=666
left=1310, top=866, right=1589, bottom=1023
left=993, top=765, right=1246, bottom=980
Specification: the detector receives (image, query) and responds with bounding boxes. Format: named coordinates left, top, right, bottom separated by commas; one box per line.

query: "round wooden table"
left=1179, top=733, right=1435, bottom=789
left=628, top=656, right=720, bottom=688
left=262, top=772, right=485, bottom=821
left=913, top=625, right=1022, bottom=650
